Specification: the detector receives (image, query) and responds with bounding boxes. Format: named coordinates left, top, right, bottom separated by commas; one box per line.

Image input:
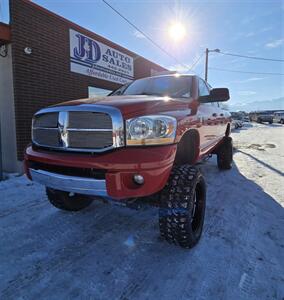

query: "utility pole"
left=205, top=48, right=209, bottom=82
left=204, top=48, right=220, bottom=82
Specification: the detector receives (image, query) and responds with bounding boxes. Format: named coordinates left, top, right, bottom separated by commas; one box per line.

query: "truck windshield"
left=110, top=76, right=192, bottom=99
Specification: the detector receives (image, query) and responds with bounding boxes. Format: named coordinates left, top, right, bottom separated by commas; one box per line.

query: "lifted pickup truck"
left=24, top=74, right=232, bottom=248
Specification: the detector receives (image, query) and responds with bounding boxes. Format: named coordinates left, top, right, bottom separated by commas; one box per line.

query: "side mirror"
left=199, top=88, right=230, bottom=103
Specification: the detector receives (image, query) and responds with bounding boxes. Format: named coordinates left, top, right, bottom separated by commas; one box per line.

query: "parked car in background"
left=230, top=111, right=247, bottom=129
left=232, top=119, right=243, bottom=129
left=230, top=111, right=249, bottom=123
left=273, top=111, right=284, bottom=124
left=243, top=116, right=250, bottom=122
left=250, top=111, right=273, bottom=124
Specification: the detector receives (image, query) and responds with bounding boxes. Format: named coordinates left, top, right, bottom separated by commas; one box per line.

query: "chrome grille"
left=68, top=131, right=113, bottom=148
left=33, top=112, right=58, bottom=128
left=33, top=128, right=60, bottom=147
left=32, top=105, right=124, bottom=152
left=68, top=112, right=112, bottom=129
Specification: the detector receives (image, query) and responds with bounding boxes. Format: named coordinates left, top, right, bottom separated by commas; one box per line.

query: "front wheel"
left=217, top=137, right=233, bottom=170
left=159, top=165, right=206, bottom=249
left=46, top=188, right=93, bottom=211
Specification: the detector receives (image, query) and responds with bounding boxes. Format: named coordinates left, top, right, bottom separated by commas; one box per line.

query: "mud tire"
left=217, top=137, right=233, bottom=170
left=159, top=165, right=206, bottom=248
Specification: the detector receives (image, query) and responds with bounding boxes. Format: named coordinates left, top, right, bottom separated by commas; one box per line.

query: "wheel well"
left=174, top=130, right=200, bottom=165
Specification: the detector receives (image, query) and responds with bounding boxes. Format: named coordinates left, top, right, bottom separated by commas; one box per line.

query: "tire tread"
left=159, top=165, right=206, bottom=248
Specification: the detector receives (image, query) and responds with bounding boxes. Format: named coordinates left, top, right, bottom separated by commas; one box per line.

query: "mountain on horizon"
left=229, top=97, right=284, bottom=112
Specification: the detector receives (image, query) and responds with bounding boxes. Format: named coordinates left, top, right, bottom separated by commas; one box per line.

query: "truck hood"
left=54, top=95, right=192, bottom=119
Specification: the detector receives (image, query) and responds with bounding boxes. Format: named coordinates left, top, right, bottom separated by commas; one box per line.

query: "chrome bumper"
left=30, top=168, right=108, bottom=196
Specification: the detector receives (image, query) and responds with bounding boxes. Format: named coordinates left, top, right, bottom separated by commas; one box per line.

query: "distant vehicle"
left=273, top=112, right=284, bottom=124
left=243, top=116, right=250, bottom=122
left=250, top=111, right=273, bottom=124
left=232, top=119, right=243, bottom=129
left=230, top=111, right=249, bottom=123
left=232, top=120, right=238, bottom=129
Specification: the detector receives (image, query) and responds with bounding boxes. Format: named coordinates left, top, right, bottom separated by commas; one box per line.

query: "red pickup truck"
left=24, top=74, right=232, bottom=248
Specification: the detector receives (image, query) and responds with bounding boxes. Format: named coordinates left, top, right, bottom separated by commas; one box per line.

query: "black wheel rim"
left=191, top=192, right=197, bottom=221
left=191, top=180, right=205, bottom=236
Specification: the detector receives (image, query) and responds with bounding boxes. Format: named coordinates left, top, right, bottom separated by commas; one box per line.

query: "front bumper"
left=24, top=145, right=177, bottom=199
left=30, top=168, right=108, bottom=196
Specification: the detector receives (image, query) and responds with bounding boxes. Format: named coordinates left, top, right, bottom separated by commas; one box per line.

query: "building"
left=0, top=0, right=167, bottom=173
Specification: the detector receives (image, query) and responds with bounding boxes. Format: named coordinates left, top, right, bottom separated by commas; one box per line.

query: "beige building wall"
left=0, top=44, right=20, bottom=173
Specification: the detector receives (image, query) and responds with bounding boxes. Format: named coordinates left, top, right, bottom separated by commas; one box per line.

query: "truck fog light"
left=133, top=174, right=144, bottom=185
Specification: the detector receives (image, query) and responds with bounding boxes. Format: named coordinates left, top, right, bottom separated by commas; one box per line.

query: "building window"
left=88, top=86, right=111, bottom=97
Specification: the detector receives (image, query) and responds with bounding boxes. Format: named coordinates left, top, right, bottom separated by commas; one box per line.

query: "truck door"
left=197, top=78, right=219, bottom=151
left=213, top=101, right=229, bottom=137
left=204, top=80, right=229, bottom=137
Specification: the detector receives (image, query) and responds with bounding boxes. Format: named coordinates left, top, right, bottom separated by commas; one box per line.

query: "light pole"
left=205, top=48, right=220, bottom=82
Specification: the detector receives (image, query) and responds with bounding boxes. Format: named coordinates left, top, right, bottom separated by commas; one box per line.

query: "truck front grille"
left=68, top=112, right=112, bottom=129
left=32, top=106, right=123, bottom=153
left=33, top=128, right=60, bottom=148
left=68, top=130, right=113, bottom=149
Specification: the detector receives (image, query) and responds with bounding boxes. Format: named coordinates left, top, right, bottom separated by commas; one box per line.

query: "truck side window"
left=198, top=79, right=210, bottom=97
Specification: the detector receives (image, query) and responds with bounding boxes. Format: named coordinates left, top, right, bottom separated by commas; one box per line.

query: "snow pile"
left=0, top=123, right=283, bottom=299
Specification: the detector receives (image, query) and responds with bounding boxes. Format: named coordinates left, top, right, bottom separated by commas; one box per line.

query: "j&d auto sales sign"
left=70, top=29, right=134, bottom=84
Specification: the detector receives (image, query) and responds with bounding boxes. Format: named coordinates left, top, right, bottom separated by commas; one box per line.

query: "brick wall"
left=10, top=0, right=167, bottom=159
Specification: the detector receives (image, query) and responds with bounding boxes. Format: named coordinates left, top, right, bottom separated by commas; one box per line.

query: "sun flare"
left=168, top=22, right=186, bottom=42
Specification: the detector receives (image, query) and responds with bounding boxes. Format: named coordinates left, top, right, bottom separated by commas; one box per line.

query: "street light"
left=205, top=48, right=220, bottom=82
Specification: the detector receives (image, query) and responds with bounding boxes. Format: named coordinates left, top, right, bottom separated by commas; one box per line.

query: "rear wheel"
left=159, top=165, right=206, bottom=248
left=280, top=119, right=284, bottom=124
left=46, top=188, right=93, bottom=211
left=217, top=137, right=233, bottom=170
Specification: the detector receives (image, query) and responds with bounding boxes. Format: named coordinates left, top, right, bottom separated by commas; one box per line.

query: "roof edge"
left=18, top=0, right=167, bottom=71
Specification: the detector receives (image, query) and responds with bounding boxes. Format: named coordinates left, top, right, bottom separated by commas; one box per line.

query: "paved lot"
left=0, top=123, right=283, bottom=299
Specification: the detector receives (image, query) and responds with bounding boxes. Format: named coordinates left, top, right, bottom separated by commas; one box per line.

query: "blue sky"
left=1, top=0, right=283, bottom=109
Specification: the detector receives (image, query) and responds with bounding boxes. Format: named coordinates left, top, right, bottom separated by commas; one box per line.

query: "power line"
left=189, top=53, right=204, bottom=70
left=104, top=0, right=284, bottom=76
left=219, top=51, right=284, bottom=62
left=102, top=0, right=195, bottom=72
left=209, top=67, right=284, bottom=76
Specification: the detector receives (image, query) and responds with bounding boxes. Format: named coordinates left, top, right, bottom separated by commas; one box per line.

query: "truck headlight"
left=126, top=115, right=177, bottom=145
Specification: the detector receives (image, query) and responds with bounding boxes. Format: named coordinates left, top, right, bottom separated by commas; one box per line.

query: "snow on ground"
left=0, top=123, right=283, bottom=300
